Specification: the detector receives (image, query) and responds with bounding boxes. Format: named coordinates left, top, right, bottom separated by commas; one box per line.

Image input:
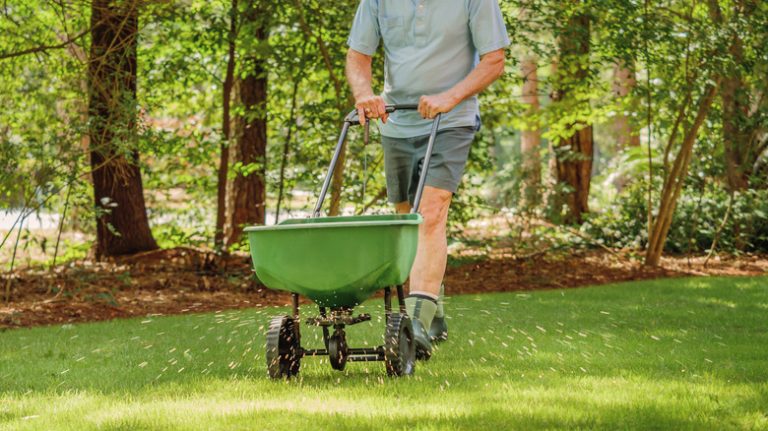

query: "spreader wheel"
left=328, top=328, right=348, bottom=371
left=384, top=313, right=415, bottom=377
left=266, top=316, right=301, bottom=379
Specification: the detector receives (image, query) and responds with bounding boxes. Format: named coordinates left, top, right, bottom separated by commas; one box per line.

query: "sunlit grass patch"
left=1, top=276, right=767, bottom=430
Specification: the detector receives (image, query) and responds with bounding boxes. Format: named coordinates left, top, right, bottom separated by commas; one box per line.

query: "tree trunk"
left=612, top=61, right=640, bottom=148
left=705, top=0, right=757, bottom=252
left=520, top=53, right=541, bottom=207
left=215, top=0, right=237, bottom=250
left=554, top=126, right=593, bottom=224
left=611, top=60, right=640, bottom=192
left=275, top=79, right=301, bottom=224
left=645, top=84, right=718, bottom=266
left=720, top=36, right=752, bottom=192
left=226, top=0, right=267, bottom=246
left=546, top=60, right=560, bottom=201
left=88, top=0, right=157, bottom=259
left=551, top=7, right=593, bottom=224
left=707, top=0, right=756, bottom=192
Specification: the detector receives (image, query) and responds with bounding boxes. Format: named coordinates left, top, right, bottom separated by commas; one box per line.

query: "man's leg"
left=386, top=126, right=474, bottom=353
left=398, top=186, right=451, bottom=297
left=396, top=186, right=452, bottom=355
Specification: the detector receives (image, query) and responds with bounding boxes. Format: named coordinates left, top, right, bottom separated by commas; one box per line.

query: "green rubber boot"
left=429, top=284, right=448, bottom=342
left=404, top=295, right=436, bottom=360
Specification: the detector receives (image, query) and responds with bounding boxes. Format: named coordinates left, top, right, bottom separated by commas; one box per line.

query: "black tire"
left=384, top=313, right=415, bottom=377
left=328, top=328, right=348, bottom=371
left=415, top=347, right=432, bottom=361
left=266, top=315, right=301, bottom=379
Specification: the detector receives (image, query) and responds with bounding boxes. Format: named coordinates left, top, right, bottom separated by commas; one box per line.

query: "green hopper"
left=245, top=214, right=421, bottom=308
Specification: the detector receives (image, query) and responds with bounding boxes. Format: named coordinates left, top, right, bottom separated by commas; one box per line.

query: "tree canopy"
left=1, top=0, right=766, bottom=268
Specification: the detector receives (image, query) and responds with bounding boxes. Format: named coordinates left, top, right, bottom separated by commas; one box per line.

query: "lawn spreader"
left=245, top=105, right=441, bottom=379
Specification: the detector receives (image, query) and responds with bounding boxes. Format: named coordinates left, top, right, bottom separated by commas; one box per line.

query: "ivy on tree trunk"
left=215, top=0, right=238, bottom=251
left=226, top=0, right=268, bottom=246
left=551, top=5, right=593, bottom=225
left=88, top=0, right=157, bottom=259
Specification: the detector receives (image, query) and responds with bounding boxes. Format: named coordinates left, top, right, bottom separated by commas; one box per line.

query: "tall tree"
left=215, top=0, right=238, bottom=250
left=513, top=2, right=543, bottom=208
left=88, top=0, right=157, bottom=258
left=611, top=61, right=640, bottom=148
left=645, top=83, right=719, bottom=266
left=708, top=0, right=765, bottom=192
left=226, top=0, right=268, bottom=245
left=520, top=53, right=542, bottom=206
left=550, top=2, right=593, bottom=224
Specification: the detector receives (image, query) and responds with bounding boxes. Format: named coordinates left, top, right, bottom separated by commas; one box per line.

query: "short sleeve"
left=468, top=0, right=510, bottom=56
left=347, top=0, right=380, bottom=56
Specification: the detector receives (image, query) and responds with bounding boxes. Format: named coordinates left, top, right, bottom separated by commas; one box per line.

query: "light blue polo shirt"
left=347, top=0, right=509, bottom=138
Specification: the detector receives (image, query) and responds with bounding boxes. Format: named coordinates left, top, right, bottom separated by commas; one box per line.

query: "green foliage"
left=152, top=224, right=211, bottom=249
left=1, top=0, right=767, bottom=261
left=585, top=182, right=768, bottom=253
left=492, top=143, right=547, bottom=214
left=50, top=240, right=92, bottom=265
left=0, top=0, right=89, bottom=214
left=582, top=182, right=649, bottom=250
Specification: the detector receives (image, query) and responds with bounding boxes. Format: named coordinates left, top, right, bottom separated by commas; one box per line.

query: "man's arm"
left=418, top=48, right=505, bottom=119
left=346, top=48, right=388, bottom=125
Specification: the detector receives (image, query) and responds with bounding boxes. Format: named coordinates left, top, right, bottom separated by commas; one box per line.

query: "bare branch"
left=0, top=27, right=88, bottom=61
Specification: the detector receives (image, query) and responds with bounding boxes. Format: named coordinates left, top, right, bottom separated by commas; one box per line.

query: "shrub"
left=584, top=183, right=768, bottom=253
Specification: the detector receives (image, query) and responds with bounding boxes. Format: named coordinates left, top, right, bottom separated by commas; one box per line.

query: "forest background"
left=1, top=0, right=767, bottom=278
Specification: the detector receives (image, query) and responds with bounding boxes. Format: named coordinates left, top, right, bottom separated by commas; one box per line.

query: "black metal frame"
left=295, top=284, right=408, bottom=363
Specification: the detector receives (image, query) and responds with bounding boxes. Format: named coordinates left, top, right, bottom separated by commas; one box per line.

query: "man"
left=345, top=0, right=509, bottom=357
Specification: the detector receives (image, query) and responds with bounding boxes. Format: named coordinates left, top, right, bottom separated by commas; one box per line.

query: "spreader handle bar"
left=343, top=104, right=419, bottom=124
left=411, top=113, right=441, bottom=214
left=313, top=121, right=350, bottom=218
left=312, top=105, right=442, bottom=217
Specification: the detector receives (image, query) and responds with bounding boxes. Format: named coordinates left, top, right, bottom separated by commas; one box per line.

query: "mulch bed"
left=1, top=247, right=766, bottom=329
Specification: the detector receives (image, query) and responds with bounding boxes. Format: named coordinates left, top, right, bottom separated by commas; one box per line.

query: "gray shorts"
left=381, top=126, right=475, bottom=204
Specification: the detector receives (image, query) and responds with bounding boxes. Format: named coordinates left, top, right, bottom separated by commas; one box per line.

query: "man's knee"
left=395, top=201, right=411, bottom=214
left=418, top=187, right=452, bottom=232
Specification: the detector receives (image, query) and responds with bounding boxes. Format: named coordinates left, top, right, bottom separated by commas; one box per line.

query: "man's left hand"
left=418, top=92, right=460, bottom=119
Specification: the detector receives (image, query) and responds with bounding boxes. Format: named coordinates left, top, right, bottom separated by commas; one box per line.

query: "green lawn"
left=1, top=276, right=767, bottom=430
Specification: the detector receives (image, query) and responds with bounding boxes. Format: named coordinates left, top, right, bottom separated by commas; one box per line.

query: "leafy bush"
left=584, top=183, right=768, bottom=253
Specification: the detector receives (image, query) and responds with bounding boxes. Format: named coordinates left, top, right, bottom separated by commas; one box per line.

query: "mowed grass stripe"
left=1, top=276, right=767, bottom=430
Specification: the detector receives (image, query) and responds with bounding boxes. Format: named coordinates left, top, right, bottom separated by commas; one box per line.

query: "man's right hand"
left=354, top=95, right=388, bottom=126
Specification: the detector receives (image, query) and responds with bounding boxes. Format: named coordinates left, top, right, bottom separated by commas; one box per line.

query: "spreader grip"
left=385, top=104, right=418, bottom=113
left=344, top=104, right=419, bottom=124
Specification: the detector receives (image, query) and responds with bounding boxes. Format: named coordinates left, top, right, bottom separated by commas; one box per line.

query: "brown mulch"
left=1, top=246, right=766, bottom=329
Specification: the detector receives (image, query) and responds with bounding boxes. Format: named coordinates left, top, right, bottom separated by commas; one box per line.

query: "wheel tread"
left=384, top=313, right=415, bottom=377
left=265, top=316, right=301, bottom=379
